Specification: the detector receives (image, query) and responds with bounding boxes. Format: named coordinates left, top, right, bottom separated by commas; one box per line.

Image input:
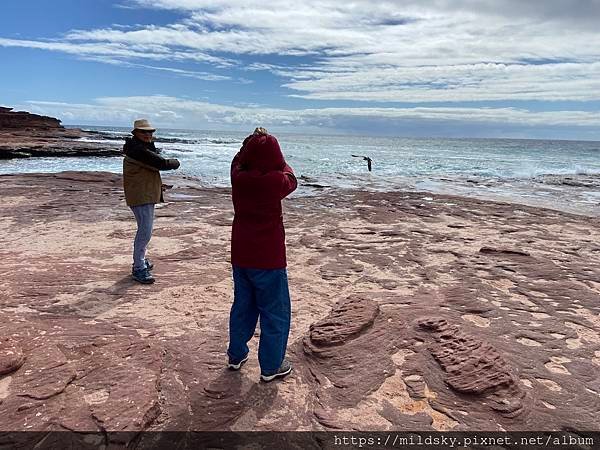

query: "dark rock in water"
left=536, top=173, right=600, bottom=188
left=298, top=175, right=330, bottom=189
left=0, top=146, right=122, bottom=159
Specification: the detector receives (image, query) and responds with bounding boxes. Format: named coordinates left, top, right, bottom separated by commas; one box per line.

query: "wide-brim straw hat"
left=132, top=119, right=156, bottom=133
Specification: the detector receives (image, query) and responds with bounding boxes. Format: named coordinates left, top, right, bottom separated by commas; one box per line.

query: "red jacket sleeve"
left=232, top=152, right=297, bottom=199
left=231, top=152, right=243, bottom=180
left=280, top=163, right=297, bottom=199
left=231, top=152, right=261, bottom=187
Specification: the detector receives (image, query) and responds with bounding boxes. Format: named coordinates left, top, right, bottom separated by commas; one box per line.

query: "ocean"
left=2, top=126, right=599, bottom=216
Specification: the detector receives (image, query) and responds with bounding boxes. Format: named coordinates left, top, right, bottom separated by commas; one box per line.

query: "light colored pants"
left=130, top=203, right=155, bottom=271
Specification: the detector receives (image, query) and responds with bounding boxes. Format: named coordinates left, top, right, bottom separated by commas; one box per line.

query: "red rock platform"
left=0, top=172, right=599, bottom=439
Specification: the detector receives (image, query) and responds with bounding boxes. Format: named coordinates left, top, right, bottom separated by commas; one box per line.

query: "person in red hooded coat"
left=227, top=127, right=297, bottom=382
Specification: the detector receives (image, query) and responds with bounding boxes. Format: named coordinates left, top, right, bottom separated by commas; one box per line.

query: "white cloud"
left=119, top=62, right=231, bottom=81
left=0, top=37, right=232, bottom=66
left=20, top=96, right=600, bottom=133
left=283, top=62, right=600, bottom=102
left=3, top=1, right=600, bottom=104
left=132, top=0, right=600, bottom=28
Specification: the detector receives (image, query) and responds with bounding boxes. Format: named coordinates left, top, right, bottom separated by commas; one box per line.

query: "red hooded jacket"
left=231, top=134, right=297, bottom=269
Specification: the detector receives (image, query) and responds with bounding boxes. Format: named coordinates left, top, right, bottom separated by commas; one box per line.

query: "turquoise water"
left=2, top=126, right=599, bottom=215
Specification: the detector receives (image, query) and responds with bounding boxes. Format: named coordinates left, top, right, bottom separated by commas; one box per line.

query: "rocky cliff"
left=0, top=106, right=62, bottom=129
left=0, top=107, right=121, bottom=159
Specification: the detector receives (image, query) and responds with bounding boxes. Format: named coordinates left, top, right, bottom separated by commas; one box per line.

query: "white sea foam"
left=2, top=129, right=600, bottom=215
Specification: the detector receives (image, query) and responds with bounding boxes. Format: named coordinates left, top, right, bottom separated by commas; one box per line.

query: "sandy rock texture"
left=0, top=171, right=599, bottom=442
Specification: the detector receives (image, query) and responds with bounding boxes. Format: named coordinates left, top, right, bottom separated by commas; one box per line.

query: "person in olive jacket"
left=123, top=119, right=180, bottom=284
left=227, top=127, right=298, bottom=382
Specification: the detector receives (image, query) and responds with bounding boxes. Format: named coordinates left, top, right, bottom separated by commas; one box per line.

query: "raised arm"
left=124, top=140, right=179, bottom=171
left=230, top=152, right=244, bottom=179
left=280, top=163, right=297, bottom=199
left=232, top=161, right=297, bottom=201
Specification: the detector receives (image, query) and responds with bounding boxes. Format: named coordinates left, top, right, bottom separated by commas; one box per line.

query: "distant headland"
left=0, top=106, right=121, bottom=159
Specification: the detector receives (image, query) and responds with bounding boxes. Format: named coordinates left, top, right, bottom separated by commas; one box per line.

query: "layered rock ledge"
left=0, top=171, right=599, bottom=444
left=0, top=107, right=120, bottom=159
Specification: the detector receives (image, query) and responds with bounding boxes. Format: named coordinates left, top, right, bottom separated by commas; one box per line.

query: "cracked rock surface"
left=0, top=172, right=599, bottom=441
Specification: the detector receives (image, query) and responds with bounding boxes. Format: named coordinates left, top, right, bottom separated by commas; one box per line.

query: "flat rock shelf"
left=0, top=171, right=599, bottom=439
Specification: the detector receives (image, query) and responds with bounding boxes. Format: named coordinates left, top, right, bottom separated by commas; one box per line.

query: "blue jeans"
left=228, top=266, right=291, bottom=374
left=130, top=203, right=155, bottom=271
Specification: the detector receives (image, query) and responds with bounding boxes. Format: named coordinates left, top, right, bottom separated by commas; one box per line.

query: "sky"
left=1, top=0, right=600, bottom=140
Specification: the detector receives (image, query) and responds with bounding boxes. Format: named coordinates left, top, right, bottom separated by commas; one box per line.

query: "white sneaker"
left=228, top=354, right=249, bottom=370
left=260, top=359, right=292, bottom=382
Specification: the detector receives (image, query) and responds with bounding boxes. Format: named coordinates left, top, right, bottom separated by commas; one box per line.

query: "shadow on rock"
left=43, top=275, right=141, bottom=318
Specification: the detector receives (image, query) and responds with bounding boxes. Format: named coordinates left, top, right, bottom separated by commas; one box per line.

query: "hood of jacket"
left=238, top=134, right=285, bottom=173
